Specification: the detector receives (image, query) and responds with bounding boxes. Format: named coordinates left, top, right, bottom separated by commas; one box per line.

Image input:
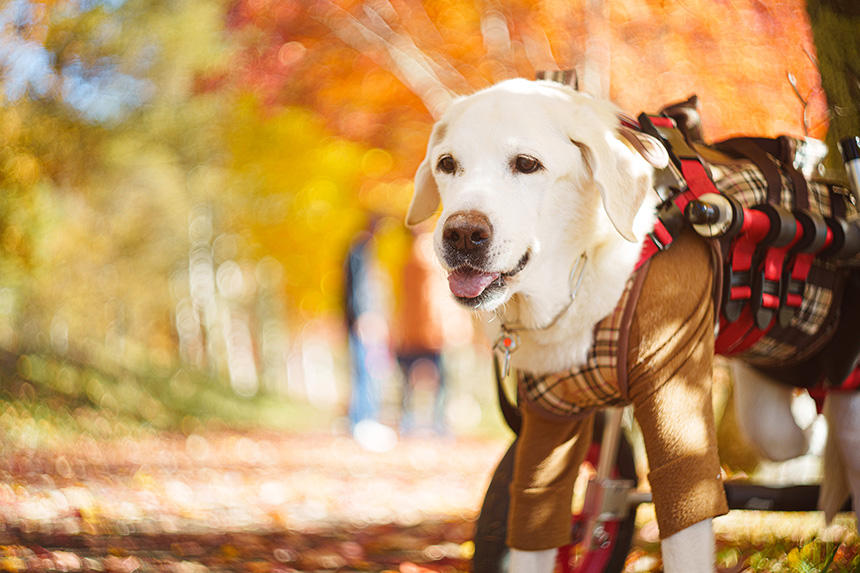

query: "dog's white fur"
left=733, top=367, right=860, bottom=525
left=731, top=360, right=811, bottom=462
left=407, top=78, right=859, bottom=573
left=410, top=79, right=658, bottom=375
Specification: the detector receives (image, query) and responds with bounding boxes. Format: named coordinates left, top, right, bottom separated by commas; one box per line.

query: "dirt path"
left=1, top=430, right=859, bottom=572
left=0, top=432, right=506, bottom=572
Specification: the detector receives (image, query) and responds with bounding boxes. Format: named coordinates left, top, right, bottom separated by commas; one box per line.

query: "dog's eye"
left=437, top=155, right=457, bottom=174
left=513, top=155, right=543, bottom=174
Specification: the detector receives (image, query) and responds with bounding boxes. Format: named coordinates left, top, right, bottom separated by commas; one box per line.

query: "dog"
left=405, top=78, right=860, bottom=573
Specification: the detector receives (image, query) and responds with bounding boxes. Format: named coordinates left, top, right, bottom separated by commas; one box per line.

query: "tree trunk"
left=806, top=1, right=860, bottom=167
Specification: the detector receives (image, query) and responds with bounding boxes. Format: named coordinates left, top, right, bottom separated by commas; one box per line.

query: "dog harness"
left=518, top=266, right=649, bottom=419
left=636, top=115, right=858, bottom=366
left=514, top=109, right=860, bottom=421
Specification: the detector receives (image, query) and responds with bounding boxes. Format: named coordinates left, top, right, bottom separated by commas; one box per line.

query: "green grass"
left=0, top=349, right=335, bottom=449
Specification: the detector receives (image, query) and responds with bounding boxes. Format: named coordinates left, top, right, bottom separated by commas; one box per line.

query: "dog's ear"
left=558, top=93, right=653, bottom=242
left=617, top=126, right=669, bottom=170
left=406, top=157, right=439, bottom=226
left=573, top=130, right=653, bottom=243
left=406, top=123, right=446, bottom=227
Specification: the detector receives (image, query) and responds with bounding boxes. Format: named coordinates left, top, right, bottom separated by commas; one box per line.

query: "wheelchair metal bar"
left=723, top=482, right=852, bottom=512
left=596, top=407, right=624, bottom=481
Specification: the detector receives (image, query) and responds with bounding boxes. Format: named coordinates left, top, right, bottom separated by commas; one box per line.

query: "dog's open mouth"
left=447, top=250, right=530, bottom=307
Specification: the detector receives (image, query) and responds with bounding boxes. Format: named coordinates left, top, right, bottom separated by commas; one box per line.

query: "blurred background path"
left=1, top=418, right=858, bottom=572
left=0, top=429, right=504, bottom=572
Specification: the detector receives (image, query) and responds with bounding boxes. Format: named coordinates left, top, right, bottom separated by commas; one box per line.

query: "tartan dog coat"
left=519, top=132, right=859, bottom=420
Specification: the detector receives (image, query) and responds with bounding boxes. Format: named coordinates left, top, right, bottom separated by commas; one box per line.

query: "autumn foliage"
left=223, top=0, right=827, bottom=317
left=0, top=0, right=831, bottom=377
left=228, top=0, right=826, bottom=166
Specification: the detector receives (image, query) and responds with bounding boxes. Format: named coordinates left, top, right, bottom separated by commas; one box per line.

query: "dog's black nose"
left=442, top=211, right=492, bottom=255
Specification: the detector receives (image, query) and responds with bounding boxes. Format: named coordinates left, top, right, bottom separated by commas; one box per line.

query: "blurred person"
left=394, top=230, right=448, bottom=436
left=344, top=217, right=397, bottom=451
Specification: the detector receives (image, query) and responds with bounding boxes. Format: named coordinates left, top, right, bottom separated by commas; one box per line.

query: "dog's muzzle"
left=441, top=210, right=530, bottom=307
left=442, top=210, right=492, bottom=264
left=442, top=211, right=493, bottom=258
left=440, top=210, right=498, bottom=301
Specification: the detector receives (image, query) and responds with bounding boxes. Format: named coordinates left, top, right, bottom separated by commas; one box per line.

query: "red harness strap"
left=844, top=368, right=860, bottom=390
left=717, top=205, right=837, bottom=353
left=714, top=208, right=775, bottom=355
left=757, top=226, right=802, bottom=319
left=808, top=366, right=860, bottom=412
left=715, top=314, right=761, bottom=356
left=634, top=115, right=802, bottom=356
left=715, top=205, right=803, bottom=354
left=752, top=206, right=803, bottom=329
left=721, top=209, right=772, bottom=320
left=635, top=115, right=721, bottom=268
left=784, top=252, right=815, bottom=309
left=637, top=219, right=673, bottom=269
left=631, top=113, right=856, bottom=383
left=778, top=211, right=833, bottom=326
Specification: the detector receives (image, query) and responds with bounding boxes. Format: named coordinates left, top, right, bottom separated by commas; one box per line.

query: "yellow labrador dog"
left=405, top=78, right=860, bottom=573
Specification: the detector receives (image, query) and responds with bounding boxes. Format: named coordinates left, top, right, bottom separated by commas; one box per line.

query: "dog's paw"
left=508, top=548, right=556, bottom=573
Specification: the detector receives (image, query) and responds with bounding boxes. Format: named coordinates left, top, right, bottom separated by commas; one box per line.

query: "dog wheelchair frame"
left=473, top=399, right=854, bottom=573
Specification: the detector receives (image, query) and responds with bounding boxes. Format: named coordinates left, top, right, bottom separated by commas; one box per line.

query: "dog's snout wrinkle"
left=442, top=211, right=492, bottom=254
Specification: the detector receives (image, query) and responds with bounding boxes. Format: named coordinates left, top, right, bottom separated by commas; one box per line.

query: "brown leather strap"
left=714, top=137, right=811, bottom=211
left=493, top=353, right=522, bottom=434
left=777, top=136, right=810, bottom=211
left=714, top=138, right=784, bottom=205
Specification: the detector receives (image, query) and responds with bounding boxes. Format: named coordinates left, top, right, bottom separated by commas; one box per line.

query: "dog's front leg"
left=626, top=241, right=727, bottom=573
left=509, top=548, right=556, bottom=573
left=660, top=518, right=714, bottom=573
left=507, top=410, right=594, bottom=567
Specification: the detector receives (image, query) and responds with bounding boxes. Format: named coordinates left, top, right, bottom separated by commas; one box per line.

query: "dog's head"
left=406, top=79, right=661, bottom=311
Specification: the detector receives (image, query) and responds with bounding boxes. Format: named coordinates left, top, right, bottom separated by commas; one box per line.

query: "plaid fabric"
left=709, top=162, right=837, bottom=214
left=518, top=273, right=637, bottom=418
left=517, top=138, right=855, bottom=417
left=710, top=153, right=855, bottom=367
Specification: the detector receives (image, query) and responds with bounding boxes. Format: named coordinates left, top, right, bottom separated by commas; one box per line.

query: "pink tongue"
left=448, top=269, right=500, bottom=298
